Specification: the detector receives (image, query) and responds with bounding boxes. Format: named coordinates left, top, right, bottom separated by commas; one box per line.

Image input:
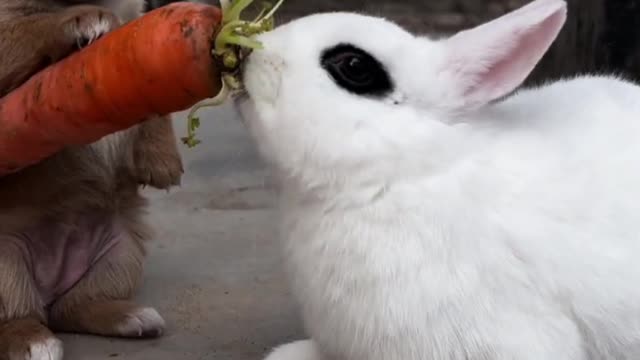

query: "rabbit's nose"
left=242, top=50, right=284, bottom=106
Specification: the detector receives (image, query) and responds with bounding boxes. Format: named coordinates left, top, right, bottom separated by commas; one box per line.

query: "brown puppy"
left=0, top=0, right=183, bottom=359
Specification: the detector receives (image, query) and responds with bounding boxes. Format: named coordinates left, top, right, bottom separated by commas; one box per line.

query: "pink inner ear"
left=442, top=0, right=568, bottom=110
left=467, top=9, right=567, bottom=101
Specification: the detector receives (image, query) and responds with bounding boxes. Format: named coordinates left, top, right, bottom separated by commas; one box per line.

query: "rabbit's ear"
left=439, top=0, right=567, bottom=110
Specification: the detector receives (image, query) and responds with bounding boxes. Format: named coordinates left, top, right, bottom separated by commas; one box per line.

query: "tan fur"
left=0, top=0, right=183, bottom=358
left=48, top=219, right=151, bottom=337
left=0, top=240, right=44, bottom=323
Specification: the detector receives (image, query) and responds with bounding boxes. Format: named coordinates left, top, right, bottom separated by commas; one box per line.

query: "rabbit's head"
left=237, top=0, right=567, bottom=190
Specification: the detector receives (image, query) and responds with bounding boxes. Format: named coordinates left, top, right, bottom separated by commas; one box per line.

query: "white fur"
left=116, top=307, right=165, bottom=337
left=238, top=0, right=640, bottom=359
left=264, top=340, right=323, bottom=360
left=67, top=16, right=113, bottom=47
left=82, top=18, right=111, bottom=44
left=17, top=337, right=63, bottom=360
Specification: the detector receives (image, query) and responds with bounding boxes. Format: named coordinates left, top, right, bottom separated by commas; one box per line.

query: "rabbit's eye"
left=321, top=44, right=393, bottom=97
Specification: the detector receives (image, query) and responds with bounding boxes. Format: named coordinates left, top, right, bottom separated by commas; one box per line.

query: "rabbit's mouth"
left=232, top=88, right=254, bottom=127
left=232, top=89, right=250, bottom=108
left=231, top=64, right=250, bottom=106
left=230, top=84, right=249, bottom=99
left=239, top=45, right=284, bottom=107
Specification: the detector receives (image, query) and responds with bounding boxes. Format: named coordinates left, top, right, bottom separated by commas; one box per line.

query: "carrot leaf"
left=182, top=0, right=284, bottom=148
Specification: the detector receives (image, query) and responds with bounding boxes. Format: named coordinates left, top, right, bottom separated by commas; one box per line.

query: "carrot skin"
left=0, top=2, right=223, bottom=176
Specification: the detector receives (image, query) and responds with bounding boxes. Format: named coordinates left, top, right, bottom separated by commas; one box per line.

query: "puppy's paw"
left=16, top=337, right=64, bottom=360
left=61, top=5, right=121, bottom=49
left=0, top=319, right=63, bottom=360
left=115, top=307, right=166, bottom=338
left=5, top=336, right=63, bottom=360
left=49, top=300, right=166, bottom=339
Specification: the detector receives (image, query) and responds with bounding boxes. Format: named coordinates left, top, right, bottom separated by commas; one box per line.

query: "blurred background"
left=148, top=0, right=640, bottom=86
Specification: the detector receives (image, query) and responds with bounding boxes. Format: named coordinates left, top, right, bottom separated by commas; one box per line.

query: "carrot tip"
left=182, top=0, right=284, bottom=149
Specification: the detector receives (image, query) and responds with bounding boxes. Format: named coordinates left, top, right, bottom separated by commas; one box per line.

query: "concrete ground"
left=60, top=105, right=303, bottom=360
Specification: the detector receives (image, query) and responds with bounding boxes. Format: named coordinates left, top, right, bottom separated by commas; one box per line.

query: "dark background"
left=146, top=0, right=640, bottom=87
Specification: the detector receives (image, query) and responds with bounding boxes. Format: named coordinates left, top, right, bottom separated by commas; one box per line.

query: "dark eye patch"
left=320, top=43, right=393, bottom=97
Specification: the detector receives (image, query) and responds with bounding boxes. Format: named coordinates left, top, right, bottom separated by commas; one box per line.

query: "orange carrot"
left=0, top=2, right=222, bottom=176
left=0, top=0, right=283, bottom=176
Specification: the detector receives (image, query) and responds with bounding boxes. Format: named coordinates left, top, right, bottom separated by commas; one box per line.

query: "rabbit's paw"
left=264, top=340, right=323, bottom=360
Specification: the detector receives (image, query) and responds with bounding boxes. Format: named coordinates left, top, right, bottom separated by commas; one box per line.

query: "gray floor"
left=60, top=105, right=303, bottom=359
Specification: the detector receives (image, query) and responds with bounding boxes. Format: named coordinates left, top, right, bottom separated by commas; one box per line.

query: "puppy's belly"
left=4, top=214, right=125, bottom=306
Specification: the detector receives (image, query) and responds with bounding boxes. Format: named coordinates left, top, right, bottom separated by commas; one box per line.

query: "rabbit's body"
left=238, top=0, right=640, bottom=358
left=277, top=76, right=640, bottom=359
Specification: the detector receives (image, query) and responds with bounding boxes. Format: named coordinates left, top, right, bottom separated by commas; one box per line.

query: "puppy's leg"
left=47, top=222, right=165, bottom=338
left=0, top=239, right=62, bottom=360
left=131, top=115, right=184, bottom=190
left=264, top=340, right=325, bottom=360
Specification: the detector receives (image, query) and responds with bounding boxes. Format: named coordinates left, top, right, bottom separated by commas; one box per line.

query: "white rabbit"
left=236, top=0, right=640, bottom=358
